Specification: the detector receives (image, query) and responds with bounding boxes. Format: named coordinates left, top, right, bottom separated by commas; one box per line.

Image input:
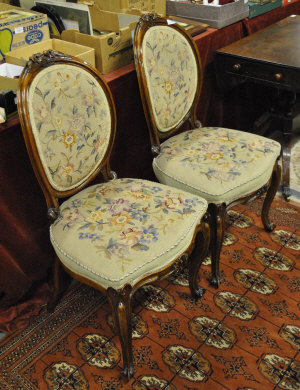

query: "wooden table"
left=215, top=15, right=300, bottom=200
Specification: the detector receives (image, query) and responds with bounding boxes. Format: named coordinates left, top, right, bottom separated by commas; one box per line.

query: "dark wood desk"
left=215, top=15, right=300, bottom=200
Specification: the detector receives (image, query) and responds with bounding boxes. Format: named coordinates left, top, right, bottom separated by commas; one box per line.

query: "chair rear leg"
left=208, top=203, right=226, bottom=288
left=188, top=214, right=210, bottom=298
left=107, top=285, right=134, bottom=380
left=47, top=256, right=70, bottom=312
left=262, top=159, right=282, bottom=232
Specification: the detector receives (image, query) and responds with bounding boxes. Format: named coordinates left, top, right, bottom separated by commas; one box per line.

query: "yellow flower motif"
left=86, top=210, right=103, bottom=222
left=186, top=149, right=199, bottom=157
left=62, top=165, right=73, bottom=175
left=164, top=81, right=174, bottom=94
left=62, top=132, right=76, bottom=148
left=218, top=136, right=235, bottom=143
left=53, top=115, right=63, bottom=128
left=111, top=213, right=132, bottom=226
left=130, top=191, right=151, bottom=200
left=207, top=153, right=224, bottom=161
left=143, top=233, right=154, bottom=241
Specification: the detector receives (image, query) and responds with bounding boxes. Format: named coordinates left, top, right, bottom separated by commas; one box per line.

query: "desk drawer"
left=217, top=54, right=300, bottom=92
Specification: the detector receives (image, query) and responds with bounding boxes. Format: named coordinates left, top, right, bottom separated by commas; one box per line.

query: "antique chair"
left=133, top=14, right=282, bottom=287
left=17, top=50, right=210, bottom=378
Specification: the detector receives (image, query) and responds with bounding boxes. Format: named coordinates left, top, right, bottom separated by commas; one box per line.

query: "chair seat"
left=153, top=127, right=281, bottom=204
left=50, top=178, right=207, bottom=290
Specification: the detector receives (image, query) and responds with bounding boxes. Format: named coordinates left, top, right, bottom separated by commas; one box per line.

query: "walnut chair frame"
left=17, top=50, right=210, bottom=379
left=133, top=14, right=282, bottom=287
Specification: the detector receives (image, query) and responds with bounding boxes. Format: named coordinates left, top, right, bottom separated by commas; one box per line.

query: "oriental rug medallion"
left=0, top=196, right=299, bottom=390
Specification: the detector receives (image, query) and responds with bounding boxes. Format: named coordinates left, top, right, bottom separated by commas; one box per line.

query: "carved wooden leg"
left=107, top=285, right=134, bottom=380
left=47, top=256, right=69, bottom=312
left=188, top=214, right=210, bottom=298
left=262, top=159, right=282, bottom=232
left=208, top=203, right=227, bottom=288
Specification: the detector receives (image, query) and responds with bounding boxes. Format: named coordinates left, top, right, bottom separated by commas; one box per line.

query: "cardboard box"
left=166, top=0, right=249, bottom=29
left=5, top=38, right=95, bottom=67
left=93, top=0, right=166, bottom=16
left=0, top=63, right=23, bottom=115
left=248, top=0, right=282, bottom=18
left=0, top=3, right=49, bottom=62
left=61, top=7, right=138, bottom=74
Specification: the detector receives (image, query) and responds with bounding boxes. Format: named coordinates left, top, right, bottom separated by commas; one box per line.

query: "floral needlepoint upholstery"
left=153, top=128, right=281, bottom=204
left=50, top=178, right=208, bottom=290
left=142, top=26, right=198, bottom=132
left=28, top=64, right=111, bottom=191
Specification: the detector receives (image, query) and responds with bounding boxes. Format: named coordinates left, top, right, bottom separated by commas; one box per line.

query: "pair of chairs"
left=17, top=14, right=281, bottom=379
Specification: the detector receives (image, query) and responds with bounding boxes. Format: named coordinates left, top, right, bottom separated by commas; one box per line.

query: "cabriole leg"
left=208, top=203, right=227, bottom=288
left=107, top=285, right=134, bottom=380
left=262, top=160, right=282, bottom=232
left=188, top=214, right=210, bottom=298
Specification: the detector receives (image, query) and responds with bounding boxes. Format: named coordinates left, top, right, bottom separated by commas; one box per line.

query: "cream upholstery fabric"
left=142, top=26, right=198, bottom=132
left=153, top=127, right=281, bottom=204
left=28, top=64, right=111, bottom=192
left=50, top=178, right=207, bottom=290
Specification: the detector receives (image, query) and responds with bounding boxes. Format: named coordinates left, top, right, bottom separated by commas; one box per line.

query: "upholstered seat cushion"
left=50, top=178, right=207, bottom=290
left=153, top=127, right=281, bottom=204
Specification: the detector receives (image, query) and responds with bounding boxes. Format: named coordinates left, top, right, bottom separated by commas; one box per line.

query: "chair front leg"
left=262, top=159, right=282, bottom=232
left=208, top=203, right=227, bottom=288
left=188, top=214, right=210, bottom=298
left=107, top=285, right=134, bottom=380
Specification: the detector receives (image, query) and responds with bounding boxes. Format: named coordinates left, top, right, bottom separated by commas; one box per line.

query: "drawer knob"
left=233, top=63, right=241, bottom=71
left=274, top=73, right=282, bottom=81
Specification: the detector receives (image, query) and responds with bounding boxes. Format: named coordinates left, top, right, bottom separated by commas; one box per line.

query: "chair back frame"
left=133, top=13, right=203, bottom=155
left=17, top=50, right=117, bottom=218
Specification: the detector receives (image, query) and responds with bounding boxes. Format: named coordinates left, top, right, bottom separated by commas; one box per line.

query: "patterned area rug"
left=0, top=197, right=299, bottom=390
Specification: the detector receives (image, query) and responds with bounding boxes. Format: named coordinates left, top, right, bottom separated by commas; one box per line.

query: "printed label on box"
left=25, top=29, right=44, bottom=44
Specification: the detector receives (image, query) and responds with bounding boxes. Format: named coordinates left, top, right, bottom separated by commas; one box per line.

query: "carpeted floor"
left=0, top=196, right=299, bottom=390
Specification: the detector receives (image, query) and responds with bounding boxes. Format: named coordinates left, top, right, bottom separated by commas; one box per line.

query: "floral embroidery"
left=52, top=179, right=207, bottom=274
left=143, top=26, right=198, bottom=131
left=164, top=81, right=174, bottom=94
left=156, top=128, right=281, bottom=184
left=29, top=65, right=111, bottom=191
left=62, top=132, right=77, bottom=148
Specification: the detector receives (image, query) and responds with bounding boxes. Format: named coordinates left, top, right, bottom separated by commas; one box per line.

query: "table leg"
left=281, top=131, right=292, bottom=201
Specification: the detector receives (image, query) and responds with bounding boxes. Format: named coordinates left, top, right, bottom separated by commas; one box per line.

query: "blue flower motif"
left=140, top=225, right=158, bottom=244
left=79, top=232, right=89, bottom=239
left=183, top=199, right=198, bottom=211
left=89, top=233, right=100, bottom=242
left=131, top=209, right=148, bottom=222
left=72, top=200, right=82, bottom=208
left=151, top=186, right=163, bottom=193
